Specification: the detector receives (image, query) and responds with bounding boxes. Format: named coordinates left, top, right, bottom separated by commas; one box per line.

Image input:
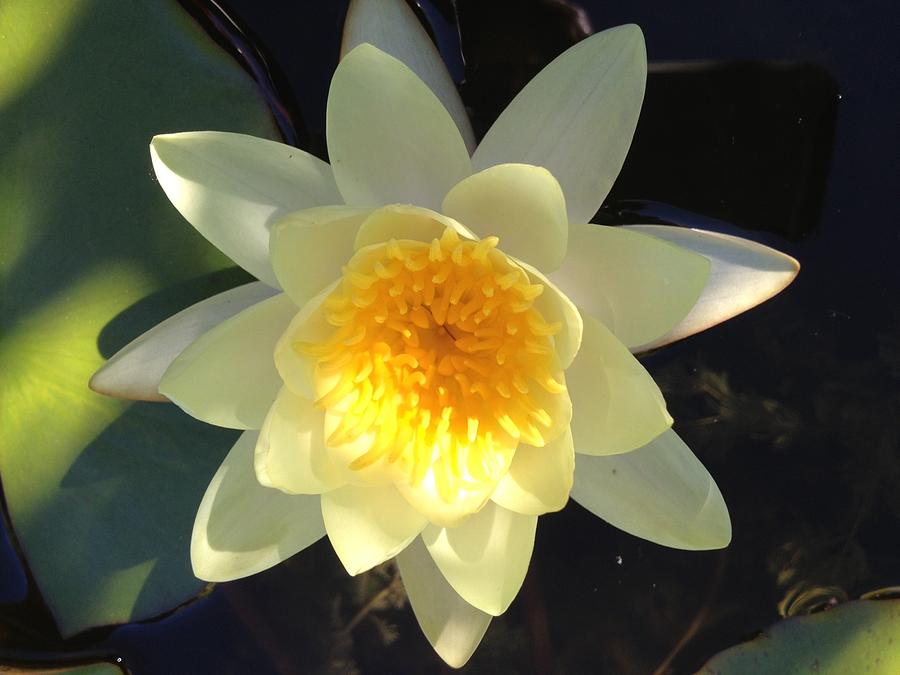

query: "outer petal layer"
left=269, top=206, right=370, bottom=307
left=551, top=224, right=710, bottom=349
left=327, top=44, right=471, bottom=210
left=321, top=484, right=427, bottom=575
left=160, top=293, right=296, bottom=429
left=150, top=132, right=340, bottom=287
left=624, top=225, right=800, bottom=352
left=90, top=281, right=277, bottom=402
left=491, top=427, right=574, bottom=515
left=568, top=312, right=672, bottom=455
left=442, top=164, right=568, bottom=271
left=471, top=25, right=646, bottom=224
left=255, top=387, right=348, bottom=495
left=570, top=429, right=731, bottom=550
left=192, top=431, right=326, bottom=582
left=397, top=537, right=491, bottom=668
left=340, top=0, right=476, bottom=152
left=423, top=502, right=537, bottom=616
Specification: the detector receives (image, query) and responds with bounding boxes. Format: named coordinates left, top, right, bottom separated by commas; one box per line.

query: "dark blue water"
left=1, top=0, right=898, bottom=672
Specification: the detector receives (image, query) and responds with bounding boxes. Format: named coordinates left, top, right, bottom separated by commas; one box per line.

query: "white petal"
left=340, top=0, right=476, bottom=153
left=353, top=203, right=476, bottom=251
left=471, top=25, right=646, bottom=223
left=269, top=206, right=370, bottom=307
left=150, top=132, right=340, bottom=287
left=327, top=44, right=471, bottom=210
left=442, top=163, right=568, bottom=271
left=570, top=428, right=731, bottom=550
left=491, top=428, right=574, bottom=515
left=624, top=225, right=801, bottom=352
left=322, top=484, right=427, bottom=575
left=255, top=387, right=349, bottom=494
left=423, top=502, right=537, bottom=616
left=568, top=312, right=672, bottom=455
left=90, top=282, right=277, bottom=402
left=550, top=224, right=710, bottom=349
left=191, top=431, right=325, bottom=582
left=397, top=537, right=491, bottom=668
left=160, top=293, right=297, bottom=429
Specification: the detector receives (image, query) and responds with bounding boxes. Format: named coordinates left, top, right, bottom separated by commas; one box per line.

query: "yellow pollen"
left=300, top=227, right=565, bottom=502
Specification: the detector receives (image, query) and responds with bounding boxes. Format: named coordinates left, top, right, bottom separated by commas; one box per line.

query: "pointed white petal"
left=150, top=132, right=341, bottom=287
left=327, top=44, right=471, bottom=210
left=255, top=387, right=349, bottom=494
left=471, top=25, right=646, bottom=223
left=191, top=431, right=325, bottom=582
left=442, top=163, right=568, bottom=271
left=568, top=312, right=672, bottom=455
left=397, top=537, right=491, bottom=668
left=159, top=293, right=297, bottom=429
left=322, top=484, right=427, bottom=575
left=90, top=282, right=278, bottom=402
left=570, top=428, right=731, bottom=550
left=341, top=0, right=476, bottom=153
left=624, top=225, right=801, bottom=352
left=491, top=428, right=574, bottom=515
left=423, top=502, right=536, bottom=616
left=269, top=206, right=369, bottom=307
left=550, top=224, right=710, bottom=349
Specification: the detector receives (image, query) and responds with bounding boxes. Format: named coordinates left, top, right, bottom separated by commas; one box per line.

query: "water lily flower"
left=91, top=1, right=798, bottom=667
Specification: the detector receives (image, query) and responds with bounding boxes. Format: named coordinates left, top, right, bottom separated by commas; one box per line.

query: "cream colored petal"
left=274, top=282, right=339, bottom=400
left=395, top=463, right=506, bottom=529
left=422, top=502, right=537, bottom=616
left=442, top=163, right=568, bottom=271
left=150, top=132, right=341, bottom=287
left=515, top=258, right=583, bottom=369
left=570, top=428, right=731, bottom=550
left=568, top=312, right=672, bottom=455
left=340, top=0, right=475, bottom=153
left=396, top=537, right=491, bottom=668
left=491, top=427, right=574, bottom=515
left=159, top=293, right=297, bottom=429
left=353, top=204, right=476, bottom=250
left=327, top=44, right=471, bottom=210
left=321, top=484, right=427, bottom=575
left=90, top=282, right=277, bottom=402
left=191, top=431, right=325, bottom=582
left=270, top=206, right=370, bottom=307
left=471, top=25, right=646, bottom=224
left=550, top=224, right=710, bottom=349
left=255, top=387, right=349, bottom=495
left=624, top=225, right=800, bottom=352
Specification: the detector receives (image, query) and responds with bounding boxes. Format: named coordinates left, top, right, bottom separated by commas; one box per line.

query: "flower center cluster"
left=297, top=227, right=564, bottom=500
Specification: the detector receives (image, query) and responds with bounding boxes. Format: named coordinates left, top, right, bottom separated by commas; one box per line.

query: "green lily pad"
left=4, top=664, right=123, bottom=675
left=697, top=599, right=900, bottom=674
left=0, top=0, right=277, bottom=636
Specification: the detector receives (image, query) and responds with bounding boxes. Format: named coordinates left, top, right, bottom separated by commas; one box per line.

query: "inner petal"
left=289, top=227, right=570, bottom=507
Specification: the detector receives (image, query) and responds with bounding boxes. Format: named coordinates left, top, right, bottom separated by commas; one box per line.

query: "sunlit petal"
left=322, top=484, right=427, bottom=575
left=327, top=44, right=471, bottom=209
left=353, top=203, right=475, bottom=251
left=340, top=0, right=475, bottom=153
left=90, top=281, right=277, bottom=402
left=423, top=502, right=536, bottom=616
left=471, top=25, right=646, bottom=223
left=551, top=224, right=710, bottom=349
left=160, top=293, right=296, bottom=429
left=570, top=429, right=731, bottom=550
left=192, top=431, right=325, bottom=582
left=491, top=427, right=574, bottom=515
left=442, top=163, right=568, bottom=271
left=624, top=225, right=800, bottom=352
left=568, top=312, right=672, bottom=455
left=150, top=132, right=340, bottom=287
left=397, top=537, right=491, bottom=668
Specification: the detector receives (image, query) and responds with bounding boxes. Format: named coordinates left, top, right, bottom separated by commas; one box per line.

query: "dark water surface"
left=2, top=0, right=899, bottom=673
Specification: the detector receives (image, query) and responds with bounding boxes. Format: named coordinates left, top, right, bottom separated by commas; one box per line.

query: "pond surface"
left=1, top=0, right=898, bottom=673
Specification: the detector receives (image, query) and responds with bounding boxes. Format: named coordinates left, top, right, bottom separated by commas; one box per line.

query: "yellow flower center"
left=297, top=227, right=564, bottom=501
